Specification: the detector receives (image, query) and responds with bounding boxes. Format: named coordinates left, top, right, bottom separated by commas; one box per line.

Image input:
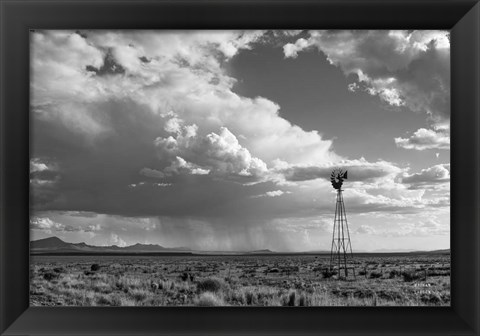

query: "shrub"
left=402, top=271, right=422, bottom=282
left=91, top=264, right=101, bottom=272
left=428, top=270, right=450, bottom=276
left=358, top=270, right=367, bottom=276
left=53, top=267, right=64, bottom=273
left=369, top=271, right=383, bottom=279
left=197, top=278, right=224, bottom=293
left=43, top=272, right=58, bottom=281
left=389, top=270, right=402, bottom=278
left=196, top=292, right=226, bottom=306
left=96, top=294, right=113, bottom=305
left=420, top=292, right=442, bottom=305
left=321, top=269, right=336, bottom=279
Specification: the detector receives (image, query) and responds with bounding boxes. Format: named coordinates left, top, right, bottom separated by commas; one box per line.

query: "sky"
left=29, top=30, right=450, bottom=252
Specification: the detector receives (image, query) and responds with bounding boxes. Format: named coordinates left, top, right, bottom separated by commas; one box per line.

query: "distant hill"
left=30, top=236, right=192, bottom=255
left=32, top=236, right=72, bottom=249
left=411, top=249, right=450, bottom=254
left=245, top=249, right=274, bottom=254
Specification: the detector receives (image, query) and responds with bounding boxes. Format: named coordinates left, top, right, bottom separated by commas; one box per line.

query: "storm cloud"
left=30, top=30, right=450, bottom=251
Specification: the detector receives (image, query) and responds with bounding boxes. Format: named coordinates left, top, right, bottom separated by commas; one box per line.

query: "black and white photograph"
left=29, top=30, right=451, bottom=307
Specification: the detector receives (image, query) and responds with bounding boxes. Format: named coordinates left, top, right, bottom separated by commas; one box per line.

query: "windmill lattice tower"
left=329, top=169, right=354, bottom=278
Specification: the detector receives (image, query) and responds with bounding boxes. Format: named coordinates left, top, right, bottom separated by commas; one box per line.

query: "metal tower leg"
left=329, top=189, right=354, bottom=279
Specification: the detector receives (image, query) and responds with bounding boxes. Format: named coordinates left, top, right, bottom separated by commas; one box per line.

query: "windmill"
left=329, top=168, right=354, bottom=278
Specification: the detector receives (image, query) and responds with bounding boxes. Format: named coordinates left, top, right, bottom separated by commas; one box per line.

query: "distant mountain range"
left=30, top=237, right=278, bottom=255
left=31, top=236, right=193, bottom=254
left=30, top=236, right=450, bottom=256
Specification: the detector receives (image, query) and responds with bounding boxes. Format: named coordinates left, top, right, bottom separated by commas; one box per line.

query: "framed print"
left=1, top=0, right=479, bottom=335
left=28, top=28, right=453, bottom=309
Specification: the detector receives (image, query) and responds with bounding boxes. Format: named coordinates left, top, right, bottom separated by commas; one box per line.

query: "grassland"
left=30, top=254, right=450, bottom=307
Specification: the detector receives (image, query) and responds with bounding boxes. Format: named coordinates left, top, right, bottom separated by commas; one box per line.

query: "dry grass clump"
left=195, top=292, right=226, bottom=306
left=226, top=286, right=281, bottom=306
left=92, top=281, right=113, bottom=294
left=196, top=277, right=226, bottom=293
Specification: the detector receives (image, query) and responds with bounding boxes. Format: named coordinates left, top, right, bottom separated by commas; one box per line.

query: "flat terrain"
left=30, top=254, right=450, bottom=306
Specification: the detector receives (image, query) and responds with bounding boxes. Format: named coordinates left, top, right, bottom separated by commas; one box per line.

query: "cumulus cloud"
left=140, top=168, right=165, bottom=179
left=31, top=31, right=105, bottom=105
left=164, top=156, right=211, bottom=176
left=30, top=216, right=101, bottom=233
left=30, top=217, right=66, bottom=231
left=30, top=158, right=50, bottom=173
left=266, top=190, right=287, bottom=197
left=128, top=182, right=146, bottom=188
left=395, top=125, right=450, bottom=150
left=274, top=157, right=403, bottom=183
left=30, top=170, right=59, bottom=186
left=154, top=125, right=268, bottom=181
left=109, top=233, right=127, bottom=247
left=401, top=164, right=450, bottom=189
left=251, top=190, right=291, bottom=199
left=128, top=181, right=171, bottom=188
left=30, top=30, right=264, bottom=139
left=30, top=158, right=61, bottom=208
left=385, top=218, right=449, bottom=237
left=284, top=30, right=450, bottom=121
left=350, top=215, right=449, bottom=238
left=153, top=183, right=172, bottom=187
left=30, top=31, right=283, bottom=214
left=86, top=224, right=102, bottom=232
left=30, top=158, right=58, bottom=182
left=355, top=225, right=377, bottom=235
left=283, top=38, right=311, bottom=58
left=31, top=30, right=338, bottom=170
left=344, top=188, right=424, bottom=213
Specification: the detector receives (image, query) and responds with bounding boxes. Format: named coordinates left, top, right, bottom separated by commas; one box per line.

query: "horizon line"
left=30, top=235, right=450, bottom=254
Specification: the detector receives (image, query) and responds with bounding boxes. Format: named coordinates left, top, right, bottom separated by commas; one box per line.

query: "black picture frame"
left=1, top=0, right=479, bottom=335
